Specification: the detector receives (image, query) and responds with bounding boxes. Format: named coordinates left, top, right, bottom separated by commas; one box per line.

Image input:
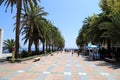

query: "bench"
left=105, top=57, right=116, bottom=62
left=51, top=53, right=54, bottom=56
left=33, top=57, right=40, bottom=62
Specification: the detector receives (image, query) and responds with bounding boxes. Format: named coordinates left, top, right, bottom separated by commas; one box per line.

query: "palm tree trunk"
left=42, top=41, right=45, bottom=53
left=107, top=37, right=111, bottom=51
left=35, top=39, right=39, bottom=54
left=28, top=39, right=32, bottom=54
left=15, top=0, right=22, bottom=58
left=46, top=41, right=48, bottom=52
left=52, top=44, right=54, bottom=52
left=49, top=43, right=51, bottom=51
left=28, top=26, right=33, bottom=54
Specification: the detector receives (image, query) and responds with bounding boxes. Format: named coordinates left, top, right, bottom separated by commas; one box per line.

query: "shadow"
left=81, top=55, right=95, bottom=62
left=96, top=61, right=120, bottom=69
left=0, top=59, right=9, bottom=65
left=81, top=54, right=120, bottom=69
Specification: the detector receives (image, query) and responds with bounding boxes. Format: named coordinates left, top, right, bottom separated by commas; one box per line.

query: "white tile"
left=90, top=65, right=96, bottom=67
left=100, top=73, right=110, bottom=76
left=78, top=72, right=87, bottom=75
left=76, top=64, right=80, bottom=66
left=66, top=64, right=71, bottom=66
left=17, top=70, right=25, bottom=73
left=64, top=72, right=72, bottom=75
left=43, top=71, right=50, bottom=74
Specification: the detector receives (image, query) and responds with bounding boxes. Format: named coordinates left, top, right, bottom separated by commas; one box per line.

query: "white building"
left=0, top=29, right=12, bottom=59
left=0, top=29, right=3, bottom=57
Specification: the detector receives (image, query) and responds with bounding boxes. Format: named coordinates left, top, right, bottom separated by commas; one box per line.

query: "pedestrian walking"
left=77, top=51, right=80, bottom=57
left=72, top=50, right=74, bottom=56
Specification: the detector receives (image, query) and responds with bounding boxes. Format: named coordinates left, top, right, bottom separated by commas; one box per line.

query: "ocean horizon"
left=3, top=47, right=78, bottom=53
left=3, top=47, right=42, bottom=53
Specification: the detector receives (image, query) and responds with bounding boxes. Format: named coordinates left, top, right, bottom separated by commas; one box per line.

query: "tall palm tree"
left=21, top=5, right=48, bottom=54
left=0, top=0, right=40, bottom=58
left=45, top=21, right=54, bottom=51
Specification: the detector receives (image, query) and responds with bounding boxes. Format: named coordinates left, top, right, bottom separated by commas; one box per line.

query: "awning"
left=86, top=45, right=99, bottom=48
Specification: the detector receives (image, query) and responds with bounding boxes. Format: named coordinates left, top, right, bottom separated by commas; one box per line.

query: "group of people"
left=88, top=48, right=100, bottom=61
left=69, top=47, right=117, bottom=62
left=71, top=50, right=80, bottom=57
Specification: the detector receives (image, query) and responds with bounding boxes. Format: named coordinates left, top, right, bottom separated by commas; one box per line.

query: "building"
left=0, top=29, right=3, bottom=57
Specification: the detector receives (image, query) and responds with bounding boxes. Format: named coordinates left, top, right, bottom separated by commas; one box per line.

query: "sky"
left=0, top=0, right=101, bottom=49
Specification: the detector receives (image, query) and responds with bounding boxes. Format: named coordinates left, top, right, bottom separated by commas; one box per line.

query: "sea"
left=3, top=47, right=78, bottom=53
left=3, top=47, right=42, bottom=53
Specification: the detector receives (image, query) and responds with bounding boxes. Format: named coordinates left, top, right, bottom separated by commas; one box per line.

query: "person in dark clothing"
left=72, top=50, right=74, bottom=56
left=100, top=47, right=106, bottom=60
left=77, top=51, right=80, bottom=57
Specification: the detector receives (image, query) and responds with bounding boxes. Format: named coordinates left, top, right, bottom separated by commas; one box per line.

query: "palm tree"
left=45, top=21, right=54, bottom=51
left=3, top=39, right=15, bottom=62
left=3, top=39, right=15, bottom=53
left=99, top=12, right=120, bottom=49
left=32, top=26, right=41, bottom=54
left=21, top=5, right=48, bottom=54
left=111, top=12, right=120, bottom=41
left=76, top=14, right=104, bottom=48
left=0, top=0, right=40, bottom=58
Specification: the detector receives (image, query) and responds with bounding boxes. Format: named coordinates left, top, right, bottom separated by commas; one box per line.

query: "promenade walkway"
left=0, top=52, right=120, bottom=80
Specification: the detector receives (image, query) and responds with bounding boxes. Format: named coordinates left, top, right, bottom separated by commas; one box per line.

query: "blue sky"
left=0, top=0, right=101, bottom=49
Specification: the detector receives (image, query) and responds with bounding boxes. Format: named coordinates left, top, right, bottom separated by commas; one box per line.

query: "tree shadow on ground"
left=81, top=55, right=120, bottom=69
left=0, top=59, right=10, bottom=65
left=81, top=55, right=92, bottom=61
left=96, top=61, right=120, bottom=69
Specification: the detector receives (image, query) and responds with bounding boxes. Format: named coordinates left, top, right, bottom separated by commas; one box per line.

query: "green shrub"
left=21, top=50, right=30, bottom=58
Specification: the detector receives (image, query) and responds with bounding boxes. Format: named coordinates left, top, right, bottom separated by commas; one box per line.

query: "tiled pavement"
left=0, top=52, right=120, bottom=80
